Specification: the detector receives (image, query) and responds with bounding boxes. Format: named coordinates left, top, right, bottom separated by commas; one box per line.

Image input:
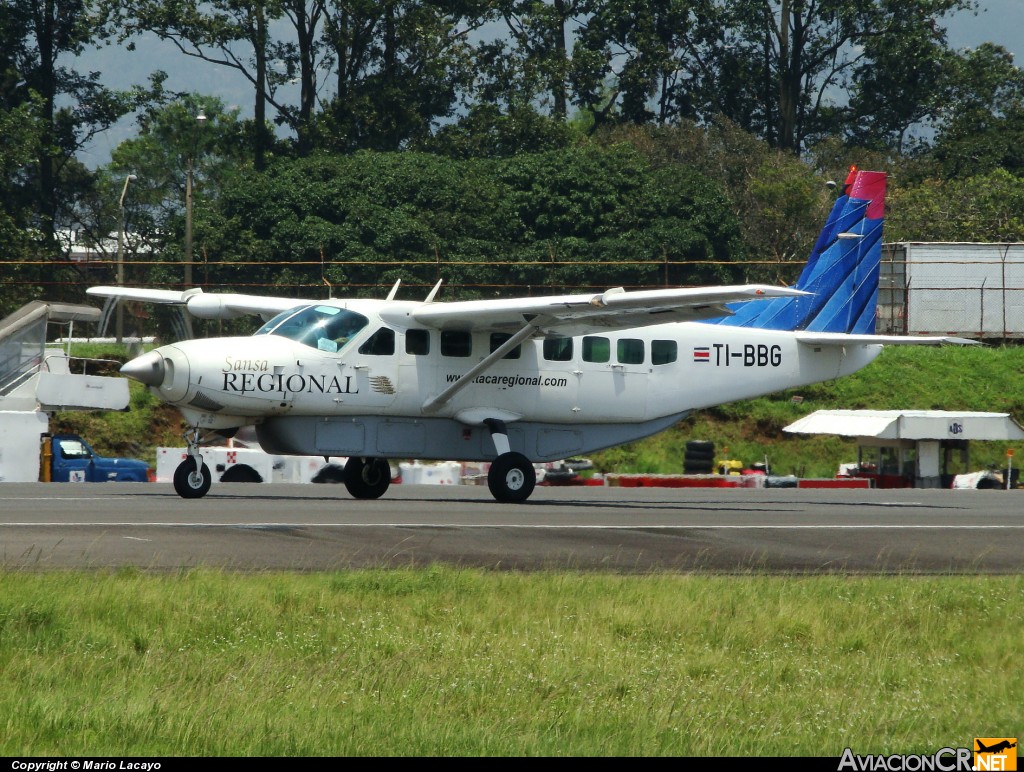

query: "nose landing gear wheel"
left=344, top=457, right=392, bottom=499
left=173, top=459, right=212, bottom=499
left=487, top=451, right=536, bottom=503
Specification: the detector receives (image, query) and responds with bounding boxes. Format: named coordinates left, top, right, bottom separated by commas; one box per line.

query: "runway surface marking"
left=2, top=522, right=1023, bottom=529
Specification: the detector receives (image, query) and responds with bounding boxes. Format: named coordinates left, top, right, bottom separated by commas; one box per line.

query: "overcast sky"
left=75, top=0, right=1024, bottom=170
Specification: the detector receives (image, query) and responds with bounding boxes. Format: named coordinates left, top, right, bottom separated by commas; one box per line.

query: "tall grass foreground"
left=0, top=568, right=1019, bottom=756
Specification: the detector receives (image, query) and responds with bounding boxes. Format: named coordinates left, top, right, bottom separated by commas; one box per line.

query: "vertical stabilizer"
left=711, top=167, right=886, bottom=333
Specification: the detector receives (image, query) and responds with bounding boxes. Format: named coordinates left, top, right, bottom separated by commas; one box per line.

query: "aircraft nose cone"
left=120, top=350, right=165, bottom=387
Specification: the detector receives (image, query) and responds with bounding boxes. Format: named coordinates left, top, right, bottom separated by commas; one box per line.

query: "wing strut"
left=422, top=317, right=545, bottom=414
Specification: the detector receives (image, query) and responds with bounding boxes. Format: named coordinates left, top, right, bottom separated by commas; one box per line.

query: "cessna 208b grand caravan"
left=89, top=168, right=973, bottom=502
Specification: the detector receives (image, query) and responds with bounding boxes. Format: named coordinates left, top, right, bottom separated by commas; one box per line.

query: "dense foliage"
left=1, top=0, right=1023, bottom=317
left=196, top=146, right=744, bottom=299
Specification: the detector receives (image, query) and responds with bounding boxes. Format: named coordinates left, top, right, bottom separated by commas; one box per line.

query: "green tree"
left=572, top=0, right=724, bottom=129
left=495, top=144, right=745, bottom=289
left=844, top=4, right=960, bottom=154
left=10, top=0, right=148, bottom=235
left=925, top=44, right=1024, bottom=179
left=597, top=120, right=833, bottom=284
left=471, top=0, right=586, bottom=123
left=887, top=169, right=1024, bottom=242
left=314, top=0, right=485, bottom=152
left=422, top=102, right=578, bottom=158
left=95, top=97, right=250, bottom=295
left=572, top=0, right=975, bottom=155
left=1, top=0, right=154, bottom=310
left=102, top=0, right=297, bottom=165
left=0, top=94, right=45, bottom=312
left=194, top=145, right=744, bottom=301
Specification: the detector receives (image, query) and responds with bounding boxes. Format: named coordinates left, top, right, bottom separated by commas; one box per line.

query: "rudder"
left=710, top=167, right=886, bottom=333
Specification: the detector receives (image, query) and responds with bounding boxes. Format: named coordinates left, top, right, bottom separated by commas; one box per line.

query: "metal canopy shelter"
left=784, top=410, right=1024, bottom=488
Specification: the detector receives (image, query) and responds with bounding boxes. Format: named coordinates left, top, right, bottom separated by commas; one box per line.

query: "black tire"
left=173, top=459, right=212, bottom=499
left=764, top=475, right=799, bottom=489
left=684, top=449, right=715, bottom=463
left=685, top=440, right=715, bottom=453
left=219, top=464, right=263, bottom=483
left=344, top=457, right=392, bottom=499
left=487, top=452, right=536, bottom=503
left=683, top=462, right=714, bottom=474
left=311, top=463, right=346, bottom=484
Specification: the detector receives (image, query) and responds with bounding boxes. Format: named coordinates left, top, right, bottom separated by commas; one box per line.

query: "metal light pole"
left=184, top=110, right=207, bottom=288
left=115, top=173, right=138, bottom=343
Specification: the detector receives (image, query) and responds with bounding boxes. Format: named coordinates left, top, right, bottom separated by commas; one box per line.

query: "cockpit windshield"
left=254, top=305, right=369, bottom=353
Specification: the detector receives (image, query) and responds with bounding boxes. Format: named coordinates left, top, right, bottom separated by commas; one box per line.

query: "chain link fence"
left=879, top=243, right=1024, bottom=341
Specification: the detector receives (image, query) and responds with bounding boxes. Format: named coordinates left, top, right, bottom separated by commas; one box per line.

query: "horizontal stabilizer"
left=795, top=332, right=978, bottom=347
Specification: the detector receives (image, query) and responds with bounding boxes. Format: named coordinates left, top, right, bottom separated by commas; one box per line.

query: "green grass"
left=0, top=568, right=1020, bottom=756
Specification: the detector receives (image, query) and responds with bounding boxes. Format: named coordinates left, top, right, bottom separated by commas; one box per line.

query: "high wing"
left=86, top=286, right=311, bottom=321
left=88, top=282, right=809, bottom=337
left=408, top=285, right=809, bottom=336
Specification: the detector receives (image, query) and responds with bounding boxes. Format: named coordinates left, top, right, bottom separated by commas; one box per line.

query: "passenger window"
left=441, top=330, right=472, bottom=357
left=490, top=332, right=521, bottom=359
left=617, top=338, right=644, bottom=365
left=543, top=337, right=573, bottom=361
left=582, top=336, right=610, bottom=363
left=406, top=329, right=430, bottom=356
left=651, top=340, right=677, bottom=365
left=359, top=327, right=395, bottom=356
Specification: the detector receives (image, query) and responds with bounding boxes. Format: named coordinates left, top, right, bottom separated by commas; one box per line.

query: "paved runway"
left=1, top=482, right=1023, bottom=573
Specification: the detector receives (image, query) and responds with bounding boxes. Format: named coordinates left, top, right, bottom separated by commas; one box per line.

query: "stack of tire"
left=683, top=440, right=715, bottom=474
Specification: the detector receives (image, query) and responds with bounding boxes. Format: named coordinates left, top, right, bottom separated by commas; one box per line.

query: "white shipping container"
left=883, top=242, right=1024, bottom=339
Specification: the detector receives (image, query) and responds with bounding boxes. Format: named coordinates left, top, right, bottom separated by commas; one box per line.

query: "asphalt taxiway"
left=1, top=482, right=1022, bottom=573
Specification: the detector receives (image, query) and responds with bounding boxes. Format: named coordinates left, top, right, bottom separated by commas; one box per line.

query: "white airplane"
left=89, top=168, right=975, bottom=502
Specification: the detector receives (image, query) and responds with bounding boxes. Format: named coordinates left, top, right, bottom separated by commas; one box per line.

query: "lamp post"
left=184, top=110, right=207, bottom=288
left=115, top=173, right=138, bottom=343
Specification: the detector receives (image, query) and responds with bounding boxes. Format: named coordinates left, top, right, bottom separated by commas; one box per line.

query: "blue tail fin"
left=710, top=167, right=886, bottom=334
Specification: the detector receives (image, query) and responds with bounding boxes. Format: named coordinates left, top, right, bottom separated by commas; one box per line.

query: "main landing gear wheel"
left=344, top=457, right=392, bottom=500
left=487, top=451, right=536, bottom=503
left=173, top=459, right=212, bottom=499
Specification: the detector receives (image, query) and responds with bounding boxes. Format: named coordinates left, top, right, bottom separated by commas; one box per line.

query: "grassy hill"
left=51, top=343, right=1024, bottom=479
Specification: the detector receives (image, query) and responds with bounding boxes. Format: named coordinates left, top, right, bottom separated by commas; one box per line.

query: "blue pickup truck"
left=45, top=433, right=151, bottom=483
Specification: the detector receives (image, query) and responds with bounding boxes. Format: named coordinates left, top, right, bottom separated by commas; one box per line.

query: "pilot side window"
left=617, top=338, right=644, bottom=365
left=441, top=330, right=472, bottom=357
left=543, top=337, right=573, bottom=361
left=359, top=327, right=395, bottom=356
left=490, top=333, right=521, bottom=360
left=406, top=329, right=430, bottom=356
left=254, top=305, right=369, bottom=353
left=582, top=336, right=610, bottom=363
left=651, top=340, right=678, bottom=365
